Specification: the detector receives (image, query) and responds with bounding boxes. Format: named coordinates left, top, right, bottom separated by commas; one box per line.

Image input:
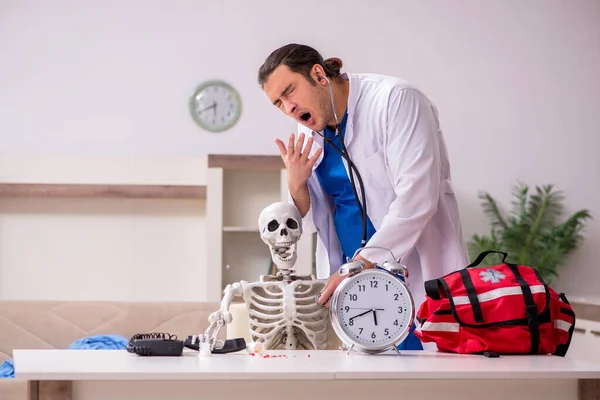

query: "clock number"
left=384, top=328, right=389, bottom=335
left=371, top=332, right=376, bottom=339
left=350, top=294, right=358, bottom=301
left=349, top=319, right=353, bottom=326
left=370, top=280, right=378, bottom=288
left=359, top=328, right=363, bottom=334
left=385, top=284, right=389, bottom=291
left=344, top=306, right=350, bottom=312
left=358, top=284, right=366, bottom=292
left=394, top=319, right=399, bottom=326
left=398, top=307, right=403, bottom=313
left=394, top=293, right=399, bottom=300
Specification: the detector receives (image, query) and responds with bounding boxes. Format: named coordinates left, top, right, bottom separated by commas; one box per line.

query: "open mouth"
left=299, top=112, right=312, bottom=123
left=272, top=243, right=296, bottom=262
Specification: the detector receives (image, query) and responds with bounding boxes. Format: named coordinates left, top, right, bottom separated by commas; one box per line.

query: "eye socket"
left=267, top=220, right=279, bottom=232
left=286, top=218, right=298, bottom=229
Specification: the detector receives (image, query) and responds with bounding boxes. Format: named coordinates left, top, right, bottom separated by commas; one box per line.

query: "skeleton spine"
left=281, top=268, right=294, bottom=283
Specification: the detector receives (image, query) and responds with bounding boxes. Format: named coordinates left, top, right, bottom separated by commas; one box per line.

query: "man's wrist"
left=288, top=180, right=308, bottom=195
left=353, top=254, right=375, bottom=269
left=288, top=181, right=310, bottom=218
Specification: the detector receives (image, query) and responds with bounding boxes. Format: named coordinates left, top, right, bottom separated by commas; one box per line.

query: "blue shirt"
left=315, top=110, right=377, bottom=264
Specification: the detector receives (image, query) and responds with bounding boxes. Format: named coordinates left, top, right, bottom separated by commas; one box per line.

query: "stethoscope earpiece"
left=317, top=75, right=329, bottom=85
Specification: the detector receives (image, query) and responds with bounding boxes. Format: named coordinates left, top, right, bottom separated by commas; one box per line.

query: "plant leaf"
left=477, top=191, right=508, bottom=236
left=467, top=183, right=592, bottom=282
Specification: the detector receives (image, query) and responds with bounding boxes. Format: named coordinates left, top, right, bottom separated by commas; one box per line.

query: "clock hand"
left=197, top=103, right=216, bottom=114
left=349, top=309, right=373, bottom=322
left=373, top=310, right=378, bottom=326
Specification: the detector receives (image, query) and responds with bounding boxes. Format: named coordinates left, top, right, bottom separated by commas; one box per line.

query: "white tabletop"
left=13, top=349, right=334, bottom=381
left=13, top=348, right=600, bottom=381
left=304, top=349, right=600, bottom=380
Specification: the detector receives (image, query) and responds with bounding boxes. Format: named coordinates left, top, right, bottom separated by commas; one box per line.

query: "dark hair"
left=257, top=43, right=343, bottom=87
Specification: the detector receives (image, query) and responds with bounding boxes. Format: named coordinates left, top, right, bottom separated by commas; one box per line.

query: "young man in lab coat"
left=258, top=43, right=469, bottom=350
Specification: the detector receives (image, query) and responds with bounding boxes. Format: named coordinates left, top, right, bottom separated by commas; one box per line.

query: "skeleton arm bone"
left=211, top=282, right=243, bottom=324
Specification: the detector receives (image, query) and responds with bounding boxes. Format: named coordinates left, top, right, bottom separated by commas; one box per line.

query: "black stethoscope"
left=314, top=75, right=368, bottom=249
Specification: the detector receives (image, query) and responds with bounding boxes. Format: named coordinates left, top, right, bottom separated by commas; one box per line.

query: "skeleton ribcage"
left=244, top=280, right=329, bottom=349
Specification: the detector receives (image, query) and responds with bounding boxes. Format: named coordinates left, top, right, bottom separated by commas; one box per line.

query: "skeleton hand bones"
left=197, top=282, right=267, bottom=355
left=197, top=282, right=241, bottom=352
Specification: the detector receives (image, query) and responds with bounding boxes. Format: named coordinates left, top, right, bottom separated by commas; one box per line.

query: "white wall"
left=0, top=0, right=598, bottom=300
left=0, top=156, right=209, bottom=301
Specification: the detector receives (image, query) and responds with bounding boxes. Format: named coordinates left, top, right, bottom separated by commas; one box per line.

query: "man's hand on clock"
left=317, top=270, right=345, bottom=307
left=317, top=255, right=375, bottom=307
left=354, top=254, right=374, bottom=269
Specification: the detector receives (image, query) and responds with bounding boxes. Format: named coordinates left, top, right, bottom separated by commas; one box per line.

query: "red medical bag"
left=414, top=251, right=576, bottom=356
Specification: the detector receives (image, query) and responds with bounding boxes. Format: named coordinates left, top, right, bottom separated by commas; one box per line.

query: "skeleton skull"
left=258, top=202, right=303, bottom=271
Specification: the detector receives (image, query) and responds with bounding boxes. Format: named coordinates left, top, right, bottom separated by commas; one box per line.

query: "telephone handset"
left=125, top=332, right=247, bottom=356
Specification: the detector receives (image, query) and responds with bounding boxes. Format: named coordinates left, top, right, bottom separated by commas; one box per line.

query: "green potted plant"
left=467, top=183, right=592, bottom=283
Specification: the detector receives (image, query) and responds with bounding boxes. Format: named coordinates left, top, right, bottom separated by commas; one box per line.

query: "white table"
left=13, top=349, right=600, bottom=400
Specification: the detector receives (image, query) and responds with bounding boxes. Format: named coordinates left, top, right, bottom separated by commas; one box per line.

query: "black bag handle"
left=467, top=250, right=508, bottom=268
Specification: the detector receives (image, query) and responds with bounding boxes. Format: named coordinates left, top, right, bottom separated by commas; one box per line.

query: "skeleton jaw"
left=272, top=242, right=297, bottom=263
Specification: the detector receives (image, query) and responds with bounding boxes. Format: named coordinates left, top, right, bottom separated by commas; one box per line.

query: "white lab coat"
left=289, top=72, right=469, bottom=310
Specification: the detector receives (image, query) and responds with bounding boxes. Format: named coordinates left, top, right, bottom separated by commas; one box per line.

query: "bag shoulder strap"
left=458, top=269, right=484, bottom=323
left=506, top=263, right=540, bottom=354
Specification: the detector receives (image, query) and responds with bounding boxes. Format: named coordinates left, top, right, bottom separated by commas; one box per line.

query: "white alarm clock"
left=189, top=80, right=242, bottom=133
left=329, top=246, right=415, bottom=355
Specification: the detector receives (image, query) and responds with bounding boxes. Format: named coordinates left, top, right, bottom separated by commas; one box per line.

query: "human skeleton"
left=199, top=202, right=329, bottom=352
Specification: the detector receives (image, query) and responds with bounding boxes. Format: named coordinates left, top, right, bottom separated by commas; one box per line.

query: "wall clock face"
left=189, top=80, right=242, bottom=132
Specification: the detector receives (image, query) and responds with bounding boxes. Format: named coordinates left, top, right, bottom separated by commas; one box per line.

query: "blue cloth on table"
left=0, top=360, right=14, bottom=378
left=0, top=335, right=128, bottom=379
left=315, top=109, right=423, bottom=351
left=397, top=322, right=423, bottom=350
left=68, top=334, right=128, bottom=350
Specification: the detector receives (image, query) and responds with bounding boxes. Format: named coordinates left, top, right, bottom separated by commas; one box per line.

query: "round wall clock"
left=189, top=80, right=242, bottom=132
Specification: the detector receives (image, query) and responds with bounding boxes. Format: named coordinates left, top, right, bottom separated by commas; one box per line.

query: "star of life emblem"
left=479, top=268, right=506, bottom=284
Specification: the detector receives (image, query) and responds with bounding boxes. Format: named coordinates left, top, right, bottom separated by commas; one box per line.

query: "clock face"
left=332, top=269, right=414, bottom=351
left=189, top=80, right=242, bottom=132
